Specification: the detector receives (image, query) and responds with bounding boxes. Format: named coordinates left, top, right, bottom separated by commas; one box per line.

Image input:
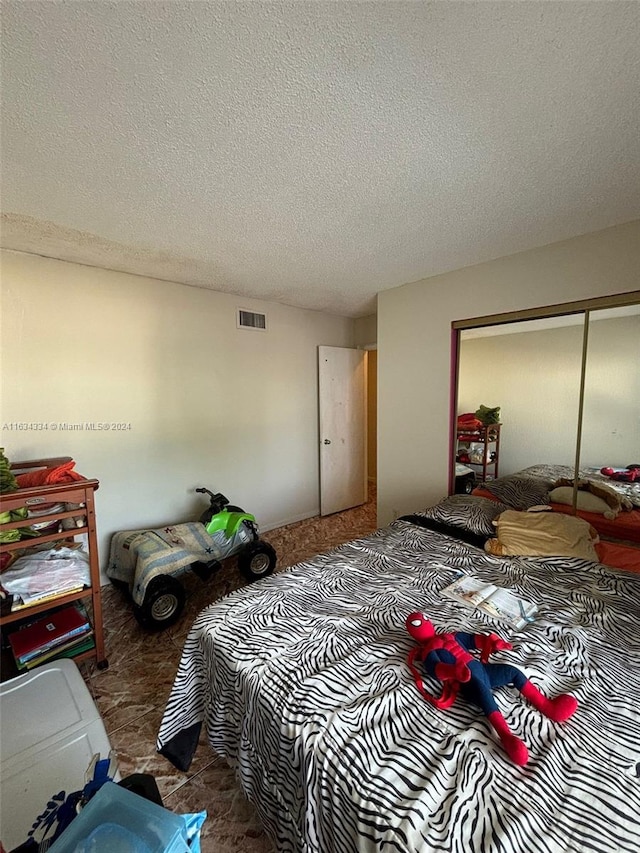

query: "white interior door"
left=319, top=346, right=367, bottom=516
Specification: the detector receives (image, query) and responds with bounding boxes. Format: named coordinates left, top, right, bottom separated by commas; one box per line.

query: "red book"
left=9, top=605, right=90, bottom=663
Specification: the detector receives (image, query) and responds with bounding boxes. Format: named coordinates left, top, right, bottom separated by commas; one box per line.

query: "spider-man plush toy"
left=406, top=613, right=578, bottom=765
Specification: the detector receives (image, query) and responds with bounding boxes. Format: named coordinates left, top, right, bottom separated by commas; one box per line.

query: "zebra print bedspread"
left=157, top=521, right=640, bottom=853
left=518, top=464, right=640, bottom=508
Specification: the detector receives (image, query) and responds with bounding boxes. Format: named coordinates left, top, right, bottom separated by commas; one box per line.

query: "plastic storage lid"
left=48, top=782, right=189, bottom=853
left=0, top=660, right=117, bottom=852
left=78, top=822, right=152, bottom=853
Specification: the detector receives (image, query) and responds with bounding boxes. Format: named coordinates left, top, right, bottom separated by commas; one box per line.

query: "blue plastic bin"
left=48, top=782, right=190, bottom=853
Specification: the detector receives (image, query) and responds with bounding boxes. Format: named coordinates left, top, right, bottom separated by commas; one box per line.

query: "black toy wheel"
left=134, top=576, right=186, bottom=630
left=238, top=540, right=276, bottom=582
left=463, top=479, right=474, bottom=494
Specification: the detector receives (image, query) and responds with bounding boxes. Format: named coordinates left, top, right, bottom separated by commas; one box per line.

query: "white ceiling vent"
left=237, top=308, right=267, bottom=331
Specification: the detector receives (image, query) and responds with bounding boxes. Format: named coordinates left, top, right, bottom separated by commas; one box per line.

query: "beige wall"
left=377, top=220, right=640, bottom=523
left=0, top=251, right=354, bottom=575
left=354, top=314, right=377, bottom=347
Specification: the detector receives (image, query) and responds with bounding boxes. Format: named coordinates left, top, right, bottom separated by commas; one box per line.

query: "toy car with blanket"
left=106, top=488, right=276, bottom=629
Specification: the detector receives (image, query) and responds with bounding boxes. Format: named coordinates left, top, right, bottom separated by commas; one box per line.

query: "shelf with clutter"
left=0, top=451, right=107, bottom=677
left=456, top=407, right=501, bottom=485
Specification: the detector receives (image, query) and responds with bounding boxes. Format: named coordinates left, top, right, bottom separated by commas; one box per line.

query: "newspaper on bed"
left=442, top=574, right=537, bottom=630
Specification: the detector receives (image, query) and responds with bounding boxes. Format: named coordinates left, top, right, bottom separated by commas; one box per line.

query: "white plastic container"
left=0, top=659, right=115, bottom=852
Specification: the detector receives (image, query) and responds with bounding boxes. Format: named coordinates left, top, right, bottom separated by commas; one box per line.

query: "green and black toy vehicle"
left=106, top=487, right=277, bottom=630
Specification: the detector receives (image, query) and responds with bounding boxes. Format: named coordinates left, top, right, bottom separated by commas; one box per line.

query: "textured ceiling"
left=2, top=1, right=639, bottom=318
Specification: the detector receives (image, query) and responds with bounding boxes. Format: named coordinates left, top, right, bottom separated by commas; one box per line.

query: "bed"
left=157, top=514, right=640, bottom=853
left=473, top=464, right=640, bottom=545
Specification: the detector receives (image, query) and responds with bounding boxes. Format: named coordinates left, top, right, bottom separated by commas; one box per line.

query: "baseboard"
left=260, top=509, right=319, bottom=533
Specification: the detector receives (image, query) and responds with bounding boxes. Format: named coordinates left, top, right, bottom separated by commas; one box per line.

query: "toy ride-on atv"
left=195, top=487, right=277, bottom=582
left=106, top=488, right=277, bottom=630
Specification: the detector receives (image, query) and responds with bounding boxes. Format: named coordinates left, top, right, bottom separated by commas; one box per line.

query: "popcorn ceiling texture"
left=2, top=1, right=639, bottom=317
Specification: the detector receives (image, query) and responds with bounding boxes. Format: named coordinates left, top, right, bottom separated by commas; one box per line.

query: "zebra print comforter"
left=518, top=463, right=640, bottom=509
left=157, top=521, right=640, bottom=853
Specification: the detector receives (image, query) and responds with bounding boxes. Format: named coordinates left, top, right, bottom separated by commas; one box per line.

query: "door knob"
left=324, top=439, right=331, bottom=445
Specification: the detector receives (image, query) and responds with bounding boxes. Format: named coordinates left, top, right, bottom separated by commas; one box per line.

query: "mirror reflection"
left=454, top=303, right=640, bottom=547
left=578, top=306, right=640, bottom=543
left=455, top=315, right=584, bottom=488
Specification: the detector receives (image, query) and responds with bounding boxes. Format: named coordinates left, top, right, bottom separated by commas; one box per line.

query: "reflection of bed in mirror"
left=453, top=298, right=640, bottom=550
left=473, top=463, right=640, bottom=545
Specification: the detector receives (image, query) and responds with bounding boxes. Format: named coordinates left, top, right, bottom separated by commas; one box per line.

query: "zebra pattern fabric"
left=480, top=475, right=553, bottom=509
left=519, top=463, right=640, bottom=509
left=157, top=521, right=640, bottom=853
left=413, top=494, right=509, bottom=536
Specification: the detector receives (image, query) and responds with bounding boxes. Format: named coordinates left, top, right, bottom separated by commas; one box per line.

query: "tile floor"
left=81, top=488, right=377, bottom=853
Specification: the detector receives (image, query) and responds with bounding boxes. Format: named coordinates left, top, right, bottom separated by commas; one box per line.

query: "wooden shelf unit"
left=0, top=459, right=107, bottom=674
left=456, top=423, right=501, bottom=483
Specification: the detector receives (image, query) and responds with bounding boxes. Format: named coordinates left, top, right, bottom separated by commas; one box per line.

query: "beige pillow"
left=549, top=486, right=618, bottom=519
left=484, top=509, right=599, bottom=561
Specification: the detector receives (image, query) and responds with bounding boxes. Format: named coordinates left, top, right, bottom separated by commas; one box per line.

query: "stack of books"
left=8, top=604, right=94, bottom=670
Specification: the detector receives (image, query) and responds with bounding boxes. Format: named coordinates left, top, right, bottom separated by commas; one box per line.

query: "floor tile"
left=164, top=759, right=276, bottom=853
left=108, top=706, right=218, bottom=801
left=89, top=630, right=181, bottom=733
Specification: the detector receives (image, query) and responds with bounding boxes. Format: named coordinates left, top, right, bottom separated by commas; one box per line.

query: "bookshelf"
left=0, top=458, right=107, bottom=677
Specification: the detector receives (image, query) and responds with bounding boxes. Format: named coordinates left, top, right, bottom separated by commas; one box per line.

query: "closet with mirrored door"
left=450, top=291, right=640, bottom=546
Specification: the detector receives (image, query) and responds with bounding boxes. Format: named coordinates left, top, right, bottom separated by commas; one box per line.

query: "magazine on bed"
left=442, top=575, right=537, bottom=630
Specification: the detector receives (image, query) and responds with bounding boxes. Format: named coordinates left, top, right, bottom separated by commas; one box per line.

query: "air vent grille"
left=237, top=309, right=267, bottom=331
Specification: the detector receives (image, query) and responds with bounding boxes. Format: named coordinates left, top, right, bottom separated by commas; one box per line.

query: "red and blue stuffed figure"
left=406, top=613, right=578, bottom=765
